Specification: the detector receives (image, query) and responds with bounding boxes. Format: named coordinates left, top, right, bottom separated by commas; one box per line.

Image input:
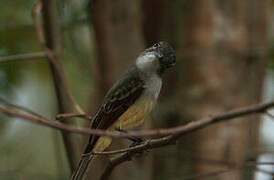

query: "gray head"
left=136, top=41, right=176, bottom=75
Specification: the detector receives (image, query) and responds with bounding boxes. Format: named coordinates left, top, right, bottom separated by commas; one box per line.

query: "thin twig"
left=0, top=105, right=93, bottom=135
left=32, top=0, right=45, bottom=45
left=56, top=113, right=92, bottom=121
left=0, top=97, right=46, bottom=119
left=0, top=52, right=45, bottom=63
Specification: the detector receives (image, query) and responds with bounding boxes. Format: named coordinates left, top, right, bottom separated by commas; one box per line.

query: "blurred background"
left=1, top=0, right=274, bottom=179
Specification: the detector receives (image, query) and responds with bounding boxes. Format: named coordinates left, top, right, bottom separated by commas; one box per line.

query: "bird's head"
left=136, top=41, right=176, bottom=75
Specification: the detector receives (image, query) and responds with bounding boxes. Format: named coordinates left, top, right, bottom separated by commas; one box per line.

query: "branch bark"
left=0, top=98, right=273, bottom=138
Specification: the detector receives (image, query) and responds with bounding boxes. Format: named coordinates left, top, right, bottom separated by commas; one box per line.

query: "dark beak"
left=155, top=51, right=164, bottom=59
left=169, top=54, right=176, bottom=66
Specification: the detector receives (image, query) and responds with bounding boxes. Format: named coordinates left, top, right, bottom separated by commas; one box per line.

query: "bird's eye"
left=153, top=43, right=160, bottom=48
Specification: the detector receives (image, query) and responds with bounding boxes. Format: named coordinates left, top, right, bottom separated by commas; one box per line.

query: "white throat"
left=136, top=52, right=162, bottom=99
left=143, top=73, right=162, bottom=99
left=136, top=52, right=159, bottom=74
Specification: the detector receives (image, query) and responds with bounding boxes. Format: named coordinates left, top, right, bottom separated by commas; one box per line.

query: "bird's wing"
left=84, top=67, right=144, bottom=153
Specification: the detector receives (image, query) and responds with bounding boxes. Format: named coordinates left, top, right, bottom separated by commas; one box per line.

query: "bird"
left=71, top=41, right=176, bottom=180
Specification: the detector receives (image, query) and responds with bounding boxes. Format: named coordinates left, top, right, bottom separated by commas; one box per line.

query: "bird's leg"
left=115, top=128, right=144, bottom=145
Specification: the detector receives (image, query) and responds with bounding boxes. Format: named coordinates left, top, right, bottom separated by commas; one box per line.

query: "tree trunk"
left=180, top=0, right=269, bottom=179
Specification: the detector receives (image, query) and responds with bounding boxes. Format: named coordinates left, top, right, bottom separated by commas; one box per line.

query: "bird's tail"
left=71, top=135, right=112, bottom=180
left=70, top=153, right=94, bottom=180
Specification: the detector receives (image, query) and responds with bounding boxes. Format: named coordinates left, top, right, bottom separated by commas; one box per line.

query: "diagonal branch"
left=0, top=97, right=46, bottom=119
left=33, top=0, right=85, bottom=171
left=99, top=152, right=133, bottom=180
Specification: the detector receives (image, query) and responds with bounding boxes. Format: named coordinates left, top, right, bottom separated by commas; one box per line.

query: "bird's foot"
left=115, top=128, right=145, bottom=145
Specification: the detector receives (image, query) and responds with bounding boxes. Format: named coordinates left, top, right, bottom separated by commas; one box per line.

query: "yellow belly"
left=115, top=98, right=155, bottom=130
left=93, top=98, right=155, bottom=152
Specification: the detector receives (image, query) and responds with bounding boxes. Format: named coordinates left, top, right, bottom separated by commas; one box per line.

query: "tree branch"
left=99, top=152, right=133, bottom=180
left=1, top=96, right=274, bottom=179
left=98, top=101, right=274, bottom=179
left=0, top=52, right=46, bottom=63
left=100, top=152, right=274, bottom=180
left=34, top=0, right=85, bottom=171
left=0, top=100, right=273, bottom=138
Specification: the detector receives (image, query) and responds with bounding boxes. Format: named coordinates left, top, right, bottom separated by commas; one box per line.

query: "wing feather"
left=84, top=66, right=144, bottom=153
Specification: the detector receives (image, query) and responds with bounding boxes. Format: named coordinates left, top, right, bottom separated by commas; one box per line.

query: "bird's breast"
left=110, top=74, right=162, bottom=130
left=143, top=74, right=162, bottom=100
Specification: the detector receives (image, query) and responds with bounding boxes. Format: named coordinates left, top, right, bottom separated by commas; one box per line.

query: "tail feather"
left=70, top=154, right=94, bottom=180
left=70, top=136, right=112, bottom=180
